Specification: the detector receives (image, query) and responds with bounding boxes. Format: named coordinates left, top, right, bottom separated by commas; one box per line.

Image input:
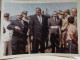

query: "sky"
left=4, top=2, right=77, bottom=16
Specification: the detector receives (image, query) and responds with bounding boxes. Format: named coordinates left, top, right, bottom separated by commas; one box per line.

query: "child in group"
left=66, top=16, right=78, bottom=54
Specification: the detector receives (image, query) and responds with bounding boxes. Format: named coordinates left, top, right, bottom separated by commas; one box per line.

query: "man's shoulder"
left=32, top=14, right=37, bottom=17
left=27, top=16, right=31, bottom=20
left=57, top=17, right=62, bottom=20
left=10, top=20, right=16, bottom=22
left=48, top=17, right=53, bottom=21
left=30, top=14, right=36, bottom=19
left=42, top=15, right=48, bottom=18
left=57, top=17, right=62, bottom=22
left=23, top=20, right=28, bottom=24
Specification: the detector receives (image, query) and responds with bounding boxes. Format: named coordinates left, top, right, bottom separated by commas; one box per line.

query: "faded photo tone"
left=1, top=0, right=78, bottom=57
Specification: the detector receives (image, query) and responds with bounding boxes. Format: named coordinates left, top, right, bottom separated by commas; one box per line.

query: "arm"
left=69, top=26, right=78, bottom=45
left=7, top=21, right=23, bottom=35
left=29, top=17, right=34, bottom=40
left=70, top=34, right=78, bottom=45
left=7, top=21, right=16, bottom=30
left=61, top=20, right=68, bottom=31
left=7, top=21, right=20, bottom=30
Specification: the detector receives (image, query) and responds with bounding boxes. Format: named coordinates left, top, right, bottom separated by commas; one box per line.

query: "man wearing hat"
left=3, top=13, right=12, bottom=55
left=64, top=9, right=71, bottom=19
left=22, top=11, right=30, bottom=23
left=22, top=11, right=31, bottom=53
left=60, top=12, right=68, bottom=52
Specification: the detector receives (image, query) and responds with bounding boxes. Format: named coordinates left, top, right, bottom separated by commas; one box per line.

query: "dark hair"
left=36, top=7, right=41, bottom=11
left=68, top=16, right=74, bottom=24
left=65, top=9, right=70, bottom=15
left=4, top=13, right=9, bottom=17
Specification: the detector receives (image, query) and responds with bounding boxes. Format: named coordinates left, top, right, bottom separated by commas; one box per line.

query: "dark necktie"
left=55, top=18, right=56, bottom=22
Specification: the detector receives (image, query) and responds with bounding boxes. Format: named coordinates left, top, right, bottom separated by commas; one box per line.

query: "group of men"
left=3, top=7, right=78, bottom=55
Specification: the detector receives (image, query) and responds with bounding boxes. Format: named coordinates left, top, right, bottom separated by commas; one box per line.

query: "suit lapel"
left=16, top=20, right=21, bottom=28
left=52, top=18, right=55, bottom=22
left=23, top=21, right=26, bottom=28
left=16, top=20, right=24, bottom=29
left=35, top=15, right=41, bottom=25
left=42, top=15, right=44, bottom=26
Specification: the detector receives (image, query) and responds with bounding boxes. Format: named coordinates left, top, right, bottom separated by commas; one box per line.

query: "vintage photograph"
left=1, top=0, right=78, bottom=56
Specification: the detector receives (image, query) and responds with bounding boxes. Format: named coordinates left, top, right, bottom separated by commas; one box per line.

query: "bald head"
left=17, top=12, right=23, bottom=20
left=72, top=8, right=77, bottom=17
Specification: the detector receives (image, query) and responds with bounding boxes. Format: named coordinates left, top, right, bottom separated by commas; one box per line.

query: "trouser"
left=4, top=41, right=12, bottom=55
left=61, top=31, right=67, bottom=48
left=44, top=37, right=48, bottom=48
left=32, top=39, right=45, bottom=53
left=11, top=37, right=27, bottom=55
left=68, top=40, right=77, bottom=54
left=50, top=33, right=60, bottom=53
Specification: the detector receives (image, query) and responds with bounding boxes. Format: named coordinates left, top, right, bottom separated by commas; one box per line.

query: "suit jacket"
left=30, top=14, right=48, bottom=41
left=7, top=20, right=28, bottom=45
left=48, top=17, right=62, bottom=35
left=61, top=18, right=68, bottom=32
left=73, top=16, right=77, bottom=27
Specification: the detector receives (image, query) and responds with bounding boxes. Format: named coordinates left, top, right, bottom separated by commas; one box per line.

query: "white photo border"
left=0, top=0, right=80, bottom=59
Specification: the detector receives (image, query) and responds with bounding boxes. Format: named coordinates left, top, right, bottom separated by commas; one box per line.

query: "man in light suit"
left=71, top=8, right=78, bottom=53
left=60, top=12, right=68, bottom=52
left=48, top=11, right=62, bottom=53
left=7, top=12, right=28, bottom=55
left=30, top=7, right=48, bottom=53
left=71, top=8, right=77, bottom=27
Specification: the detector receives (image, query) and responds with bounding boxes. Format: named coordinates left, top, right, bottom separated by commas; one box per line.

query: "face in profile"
left=4, top=16, right=9, bottom=21
left=36, top=8, right=41, bottom=15
left=41, top=11, right=44, bottom=15
left=72, top=9, right=77, bottom=17
left=17, top=13, right=23, bottom=20
left=64, top=12, right=67, bottom=17
left=60, top=12, right=65, bottom=19
left=23, top=12, right=27, bottom=18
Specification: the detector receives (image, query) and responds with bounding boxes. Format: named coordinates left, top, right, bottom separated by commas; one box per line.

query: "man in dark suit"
left=7, top=12, right=28, bottom=55
left=30, top=7, right=48, bottom=53
left=48, top=11, right=62, bottom=53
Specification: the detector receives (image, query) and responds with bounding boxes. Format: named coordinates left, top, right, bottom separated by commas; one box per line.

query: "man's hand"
left=31, top=36, right=33, bottom=41
left=60, top=28, right=63, bottom=31
left=15, top=26, right=20, bottom=30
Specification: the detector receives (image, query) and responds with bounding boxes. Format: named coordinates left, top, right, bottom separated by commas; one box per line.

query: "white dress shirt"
left=37, top=15, right=42, bottom=25
left=20, top=20, right=24, bottom=25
